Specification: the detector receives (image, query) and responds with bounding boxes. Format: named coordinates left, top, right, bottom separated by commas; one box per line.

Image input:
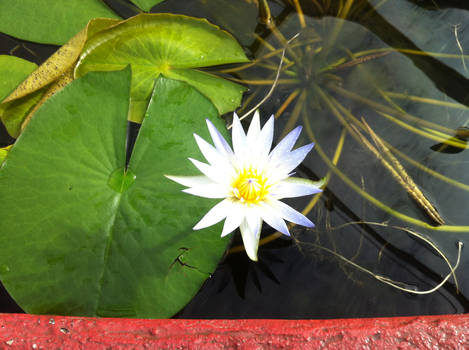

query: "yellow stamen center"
left=232, top=168, right=269, bottom=204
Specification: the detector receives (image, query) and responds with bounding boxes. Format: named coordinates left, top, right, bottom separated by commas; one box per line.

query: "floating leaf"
left=129, top=0, right=166, bottom=12
left=0, top=55, right=40, bottom=137
left=0, top=56, right=37, bottom=102
left=0, top=89, right=45, bottom=138
left=1, top=18, right=120, bottom=137
left=75, top=13, right=249, bottom=123
left=0, top=0, right=120, bottom=45
left=0, top=69, right=229, bottom=317
left=369, top=0, right=469, bottom=79
left=0, top=145, right=12, bottom=165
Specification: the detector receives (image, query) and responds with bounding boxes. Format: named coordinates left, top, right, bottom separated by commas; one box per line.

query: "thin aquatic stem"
left=328, top=93, right=469, bottom=192
left=258, top=0, right=273, bottom=26
left=291, top=0, right=306, bottom=28
left=384, top=91, right=468, bottom=110
left=328, top=83, right=456, bottom=134
left=302, top=108, right=469, bottom=232
left=229, top=33, right=300, bottom=128
left=224, top=37, right=321, bottom=73
left=275, top=88, right=301, bottom=118
left=229, top=78, right=297, bottom=85
left=295, top=222, right=462, bottom=295
left=338, top=0, right=355, bottom=19
left=377, top=111, right=468, bottom=149
left=361, top=118, right=444, bottom=225
left=280, top=88, right=307, bottom=136
left=310, top=0, right=324, bottom=13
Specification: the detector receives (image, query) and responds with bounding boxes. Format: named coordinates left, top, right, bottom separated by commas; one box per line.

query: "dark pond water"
left=2, top=0, right=469, bottom=318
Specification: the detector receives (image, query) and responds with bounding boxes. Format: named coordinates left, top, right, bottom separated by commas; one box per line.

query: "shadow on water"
left=3, top=0, right=469, bottom=318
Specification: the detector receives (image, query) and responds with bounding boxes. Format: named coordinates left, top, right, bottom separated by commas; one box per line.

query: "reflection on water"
left=174, top=0, right=469, bottom=318
left=3, top=0, right=469, bottom=318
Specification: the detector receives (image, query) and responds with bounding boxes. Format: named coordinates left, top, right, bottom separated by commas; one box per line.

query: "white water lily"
left=166, top=111, right=323, bottom=261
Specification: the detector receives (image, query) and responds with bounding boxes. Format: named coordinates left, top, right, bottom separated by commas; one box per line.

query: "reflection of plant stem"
left=384, top=91, right=467, bottom=109
left=453, top=24, right=468, bottom=74
left=303, top=106, right=469, bottom=232
left=377, top=110, right=467, bottom=148
left=332, top=51, right=391, bottom=71
left=355, top=118, right=444, bottom=225
left=327, top=93, right=469, bottom=192
left=275, top=88, right=300, bottom=118
left=294, top=223, right=462, bottom=295
left=229, top=78, right=297, bottom=85
left=258, top=0, right=273, bottom=26
left=281, top=89, right=307, bottom=136
left=323, top=87, right=433, bottom=217
left=291, top=0, right=306, bottom=28
left=338, top=0, right=354, bottom=19
left=328, top=83, right=456, bottom=134
left=236, top=33, right=300, bottom=124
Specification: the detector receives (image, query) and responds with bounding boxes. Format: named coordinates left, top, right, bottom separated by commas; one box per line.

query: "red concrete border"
left=0, top=313, right=468, bottom=349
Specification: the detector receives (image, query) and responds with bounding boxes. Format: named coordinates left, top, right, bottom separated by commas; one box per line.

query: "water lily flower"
left=166, top=111, right=323, bottom=261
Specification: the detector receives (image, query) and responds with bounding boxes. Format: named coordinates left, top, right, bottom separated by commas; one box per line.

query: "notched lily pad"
left=0, top=69, right=230, bottom=318
left=75, top=13, right=249, bottom=123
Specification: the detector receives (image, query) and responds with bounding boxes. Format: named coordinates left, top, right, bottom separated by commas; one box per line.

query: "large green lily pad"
left=0, top=0, right=120, bottom=45
left=129, top=0, right=166, bottom=12
left=75, top=13, right=249, bottom=123
left=0, top=69, right=229, bottom=318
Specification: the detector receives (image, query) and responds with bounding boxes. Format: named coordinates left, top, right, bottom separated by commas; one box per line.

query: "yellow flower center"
left=232, top=168, right=269, bottom=204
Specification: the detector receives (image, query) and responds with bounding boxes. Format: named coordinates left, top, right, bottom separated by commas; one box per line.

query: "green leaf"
left=75, top=13, right=249, bottom=123
left=0, top=89, right=45, bottom=138
left=0, top=56, right=37, bottom=102
left=129, top=0, right=166, bottom=12
left=0, top=145, right=12, bottom=165
left=0, top=0, right=120, bottom=45
left=0, top=55, right=41, bottom=137
left=0, top=70, right=229, bottom=318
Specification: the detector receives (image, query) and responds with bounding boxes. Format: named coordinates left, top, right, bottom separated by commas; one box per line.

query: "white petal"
left=231, top=112, right=247, bottom=159
left=240, top=218, right=261, bottom=261
left=256, top=115, right=274, bottom=158
left=194, top=134, right=235, bottom=175
left=188, top=158, right=225, bottom=184
left=258, top=202, right=290, bottom=236
left=269, top=125, right=303, bottom=163
left=206, top=119, right=234, bottom=157
left=270, top=199, right=315, bottom=228
left=245, top=209, right=262, bottom=238
left=270, top=177, right=323, bottom=199
left=165, top=175, right=213, bottom=188
left=276, top=142, right=314, bottom=175
left=183, top=184, right=231, bottom=198
left=193, top=199, right=233, bottom=230
left=221, top=202, right=245, bottom=237
left=246, top=110, right=261, bottom=147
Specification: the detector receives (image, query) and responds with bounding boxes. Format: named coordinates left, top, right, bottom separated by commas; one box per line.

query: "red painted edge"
left=1, top=313, right=469, bottom=349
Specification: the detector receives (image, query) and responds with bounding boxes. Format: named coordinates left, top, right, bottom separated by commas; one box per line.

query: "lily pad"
left=0, top=69, right=229, bottom=318
left=0, top=0, right=120, bottom=45
left=369, top=0, right=469, bottom=79
left=129, top=0, right=166, bottom=12
left=0, top=56, right=37, bottom=102
left=75, top=13, right=249, bottom=123
left=0, top=145, right=12, bottom=165
left=1, top=18, right=120, bottom=138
